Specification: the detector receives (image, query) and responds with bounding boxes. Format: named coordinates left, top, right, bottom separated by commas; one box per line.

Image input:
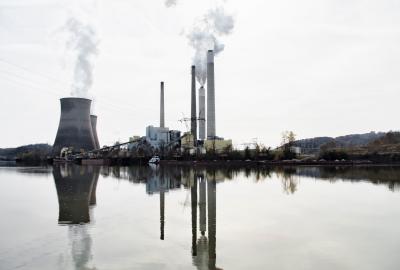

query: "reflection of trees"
left=99, top=164, right=400, bottom=194
left=274, top=167, right=299, bottom=194
left=295, top=166, right=400, bottom=192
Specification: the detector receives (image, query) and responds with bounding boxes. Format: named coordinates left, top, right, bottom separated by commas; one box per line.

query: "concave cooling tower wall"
left=53, top=97, right=96, bottom=155
left=90, top=115, right=100, bottom=149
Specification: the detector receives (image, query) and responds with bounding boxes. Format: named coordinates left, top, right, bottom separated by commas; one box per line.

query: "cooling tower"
left=53, top=97, right=96, bottom=156
left=198, top=86, right=206, bottom=140
left=207, top=50, right=216, bottom=139
left=191, top=66, right=197, bottom=144
left=160, top=81, right=165, bottom=128
left=90, top=115, right=100, bottom=149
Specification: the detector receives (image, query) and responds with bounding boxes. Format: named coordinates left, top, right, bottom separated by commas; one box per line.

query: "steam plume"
left=187, top=6, right=235, bottom=85
left=65, top=17, right=99, bottom=98
left=165, top=0, right=177, bottom=8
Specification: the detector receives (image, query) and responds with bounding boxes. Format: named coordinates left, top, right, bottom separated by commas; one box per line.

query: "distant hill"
left=294, top=132, right=386, bottom=154
left=0, top=144, right=52, bottom=160
left=368, top=132, right=400, bottom=146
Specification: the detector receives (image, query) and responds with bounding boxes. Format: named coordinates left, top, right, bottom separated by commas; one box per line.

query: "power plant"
left=53, top=97, right=99, bottom=156
left=52, top=49, right=232, bottom=161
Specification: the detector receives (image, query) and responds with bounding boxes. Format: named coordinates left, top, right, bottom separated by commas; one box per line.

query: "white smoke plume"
left=65, top=17, right=99, bottom=98
left=165, top=0, right=177, bottom=8
left=187, top=6, right=235, bottom=85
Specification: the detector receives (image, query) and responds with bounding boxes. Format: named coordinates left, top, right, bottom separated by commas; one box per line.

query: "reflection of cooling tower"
left=53, top=165, right=99, bottom=224
left=198, top=86, right=206, bottom=140
left=53, top=98, right=96, bottom=155
left=90, top=115, right=100, bottom=149
left=207, top=50, right=216, bottom=139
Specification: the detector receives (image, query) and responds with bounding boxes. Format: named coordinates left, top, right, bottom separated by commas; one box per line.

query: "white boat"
left=148, top=156, right=160, bottom=164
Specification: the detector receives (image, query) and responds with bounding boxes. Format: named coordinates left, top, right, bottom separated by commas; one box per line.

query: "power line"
left=0, top=59, right=153, bottom=114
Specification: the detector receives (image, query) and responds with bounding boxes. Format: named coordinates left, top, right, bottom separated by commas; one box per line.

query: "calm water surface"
left=0, top=165, right=400, bottom=270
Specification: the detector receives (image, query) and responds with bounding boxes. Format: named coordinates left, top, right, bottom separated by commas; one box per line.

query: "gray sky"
left=1, top=0, right=399, bottom=148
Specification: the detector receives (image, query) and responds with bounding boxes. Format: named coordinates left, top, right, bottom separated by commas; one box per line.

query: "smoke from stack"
left=198, top=86, right=206, bottom=140
left=186, top=6, right=235, bottom=86
left=207, top=50, right=216, bottom=139
left=164, top=0, right=177, bottom=8
left=160, top=82, right=165, bottom=128
left=64, top=17, right=99, bottom=98
left=191, top=66, right=197, bottom=144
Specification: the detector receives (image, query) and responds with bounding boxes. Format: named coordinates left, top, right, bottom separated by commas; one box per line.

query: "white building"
left=145, top=125, right=181, bottom=150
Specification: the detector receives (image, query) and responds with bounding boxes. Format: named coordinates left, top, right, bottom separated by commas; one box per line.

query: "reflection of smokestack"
left=90, top=115, right=100, bottom=149
left=191, top=66, right=197, bottom=144
left=199, top=175, right=207, bottom=235
left=160, top=81, right=165, bottom=128
left=160, top=191, right=165, bottom=240
left=191, top=174, right=198, bottom=256
left=53, top=98, right=96, bottom=156
left=207, top=175, right=217, bottom=269
left=198, top=87, right=206, bottom=140
left=207, top=50, right=216, bottom=139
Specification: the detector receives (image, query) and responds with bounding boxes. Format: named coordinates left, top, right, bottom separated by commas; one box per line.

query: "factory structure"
left=133, top=49, right=232, bottom=155
left=52, top=49, right=232, bottom=159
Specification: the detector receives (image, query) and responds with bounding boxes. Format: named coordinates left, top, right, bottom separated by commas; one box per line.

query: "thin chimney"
left=191, top=66, right=197, bottom=144
left=207, top=50, right=216, bottom=139
left=198, top=86, right=206, bottom=140
left=160, top=81, right=165, bottom=128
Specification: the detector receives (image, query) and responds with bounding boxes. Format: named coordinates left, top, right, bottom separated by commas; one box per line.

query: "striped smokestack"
left=191, top=66, right=197, bottom=144
left=207, top=50, right=216, bottom=139
left=160, top=81, right=165, bottom=128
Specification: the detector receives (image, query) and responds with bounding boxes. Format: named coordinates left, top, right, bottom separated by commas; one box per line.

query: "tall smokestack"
left=198, top=86, right=206, bottom=140
left=160, top=81, right=165, bottom=128
left=90, top=115, right=100, bottom=149
left=191, top=66, right=197, bottom=144
left=207, top=50, right=216, bottom=139
left=53, top=97, right=96, bottom=156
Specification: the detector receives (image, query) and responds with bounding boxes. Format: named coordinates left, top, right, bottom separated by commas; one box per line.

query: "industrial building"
left=204, top=138, right=233, bottom=154
left=130, top=82, right=181, bottom=152
left=145, top=125, right=180, bottom=149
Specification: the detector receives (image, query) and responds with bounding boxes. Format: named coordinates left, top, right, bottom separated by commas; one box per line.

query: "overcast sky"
left=1, top=0, right=399, bottom=148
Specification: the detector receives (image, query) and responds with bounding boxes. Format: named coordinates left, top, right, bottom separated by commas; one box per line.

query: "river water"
left=0, top=165, right=399, bottom=270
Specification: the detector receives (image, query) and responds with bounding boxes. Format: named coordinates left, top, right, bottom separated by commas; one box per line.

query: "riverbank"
left=160, top=159, right=400, bottom=167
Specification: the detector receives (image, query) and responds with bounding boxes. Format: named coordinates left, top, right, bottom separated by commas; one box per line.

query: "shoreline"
left=6, top=157, right=400, bottom=167
left=159, top=160, right=400, bottom=167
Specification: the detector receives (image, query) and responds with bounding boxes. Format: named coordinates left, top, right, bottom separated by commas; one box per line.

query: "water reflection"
left=53, top=165, right=99, bottom=224
left=53, top=165, right=99, bottom=270
left=50, top=164, right=400, bottom=270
